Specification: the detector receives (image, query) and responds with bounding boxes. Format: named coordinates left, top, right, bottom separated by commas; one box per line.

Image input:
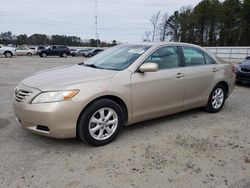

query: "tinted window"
left=204, top=54, right=216, bottom=64
left=144, top=46, right=180, bottom=69
left=17, top=47, right=26, bottom=50
left=183, top=47, right=206, bottom=66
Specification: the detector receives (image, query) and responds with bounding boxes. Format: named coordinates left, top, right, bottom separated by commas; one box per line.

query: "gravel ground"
left=0, top=56, right=249, bottom=188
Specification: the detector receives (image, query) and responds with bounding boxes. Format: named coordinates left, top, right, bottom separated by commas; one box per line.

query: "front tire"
left=27, top=52, right=32, bottom=56
left=204, top=84, right=226, bottom=113
left=77, top=99, right=123, bottom=146
left=4, top=51, right=13, bottom=58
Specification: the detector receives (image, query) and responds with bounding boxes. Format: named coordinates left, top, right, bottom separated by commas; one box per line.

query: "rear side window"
left=204, top=54, right=216, bottom=64
left=182, top=47, right=205, bottom=66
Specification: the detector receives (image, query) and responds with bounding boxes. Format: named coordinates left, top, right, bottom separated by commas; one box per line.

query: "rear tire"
left=62, top=53, right=67, bottom=58
left=204, top=84, right=226, bottom=113
left=41, top=53, right=47, bottom=58
left=4, top=51, right=13, bottom=58
left=77, top=99, right=123, bottom=146
left=27, top=52, right=32, bottom=56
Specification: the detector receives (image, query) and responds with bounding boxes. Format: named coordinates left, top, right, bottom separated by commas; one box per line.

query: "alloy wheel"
left=88, top=108, right=118, bottom=140
left=211, top=88, right=224, bottom=109
left=5, top=52, right=12, bottom=58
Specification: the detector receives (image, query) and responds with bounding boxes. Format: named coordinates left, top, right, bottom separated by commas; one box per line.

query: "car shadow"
left=0, top=56, right=17, bottom=59
left=25, top=108, right=202, bottom=148
left=122, top=108, right=201, bottom=133
left=236, top=82, right=250, bottom=88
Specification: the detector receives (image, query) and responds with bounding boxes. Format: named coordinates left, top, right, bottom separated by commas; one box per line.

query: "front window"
left=83, top=45, right=151, bottom=70
left=144, top=46, right=180, bottom=69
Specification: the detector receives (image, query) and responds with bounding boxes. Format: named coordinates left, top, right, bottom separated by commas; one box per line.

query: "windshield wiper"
left=78, top=62, right=84, bottom=65
left=78, top=62, right=103, bottom=69
left=84, top=63, right=103, bottom=69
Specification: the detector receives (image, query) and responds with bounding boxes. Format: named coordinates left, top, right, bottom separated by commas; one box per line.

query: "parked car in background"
left=39, top=45, right=70, bottom=57
left=29, top=46, right=46, bottom=55
left=84, top=48, right=104, bottom=57
left=37, top=46, right=46, bottom=54
left=70, top=49, right=78, bottom=56
left=0, top=44, right=16, bottom=58
left=235, top=56, right=250, bottom=83
left=77, top=48, right=92, bottom=56
left=16, top=46, right=36, bottom=56
left=13, top=42, right=235, bottom=146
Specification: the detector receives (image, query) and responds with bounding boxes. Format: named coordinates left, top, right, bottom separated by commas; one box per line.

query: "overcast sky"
left=0, top=0, right=201, bottom=42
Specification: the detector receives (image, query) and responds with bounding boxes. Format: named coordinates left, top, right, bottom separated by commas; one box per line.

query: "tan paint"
left=13, top=42, right=235, bottom=138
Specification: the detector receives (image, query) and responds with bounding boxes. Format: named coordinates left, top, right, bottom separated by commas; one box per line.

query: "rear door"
left=131, top=46, right=186, bottom=121
left=180, top=46, right=219, bottom=106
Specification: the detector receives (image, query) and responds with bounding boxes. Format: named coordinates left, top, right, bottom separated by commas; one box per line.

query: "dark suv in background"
left=39, top=45, right=70, bottom=58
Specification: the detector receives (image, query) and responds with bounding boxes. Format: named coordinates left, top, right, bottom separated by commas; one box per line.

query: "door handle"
left=212, top=67, right=219, bottom=72
left=176, top=72, right=185, bottom=78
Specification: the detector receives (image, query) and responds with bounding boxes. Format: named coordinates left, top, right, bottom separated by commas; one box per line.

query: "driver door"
left=48, top=46, right=57, bottom=55
left=131, top=46, right=185, bottom=121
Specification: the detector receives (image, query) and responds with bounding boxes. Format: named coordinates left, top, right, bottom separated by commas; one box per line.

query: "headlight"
left=31, top=90, right=79, bottom=104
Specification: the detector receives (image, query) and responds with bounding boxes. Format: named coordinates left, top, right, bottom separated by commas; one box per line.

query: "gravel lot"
left=0, top=56, right=249, bottom=188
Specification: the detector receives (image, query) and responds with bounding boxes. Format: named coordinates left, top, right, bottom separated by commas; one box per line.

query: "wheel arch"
left=4, top=50, right=13, bottom=55
left=76, top=95, right=129, bottom=137
left=215, top=81, right=229, bottom=97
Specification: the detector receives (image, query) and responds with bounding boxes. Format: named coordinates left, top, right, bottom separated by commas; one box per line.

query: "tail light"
left=232, top=65, right=236, bottom=73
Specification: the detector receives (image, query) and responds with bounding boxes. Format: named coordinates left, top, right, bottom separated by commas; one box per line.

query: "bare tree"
left=159, top=12, right=169, bottom=41
left=150, top=11, right=161, bottom=42
left=143, top=30, right=151, bottom=42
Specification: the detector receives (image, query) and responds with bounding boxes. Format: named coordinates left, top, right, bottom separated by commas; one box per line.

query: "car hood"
left=239, top=60, right=250, bottom=68
left=4, top=46, right=16, bottom=51
left=21, top=64, right=118, bottom=91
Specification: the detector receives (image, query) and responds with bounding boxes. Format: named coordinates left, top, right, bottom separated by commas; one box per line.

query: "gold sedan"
left=13, top=42, right=235, bottom=146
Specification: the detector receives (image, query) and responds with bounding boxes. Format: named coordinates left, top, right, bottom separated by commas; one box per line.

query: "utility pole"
left=95, top=0, right=99, bottom=47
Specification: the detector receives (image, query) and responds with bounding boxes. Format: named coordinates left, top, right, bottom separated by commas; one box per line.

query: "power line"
left=95, top=0, right=99, bottom=46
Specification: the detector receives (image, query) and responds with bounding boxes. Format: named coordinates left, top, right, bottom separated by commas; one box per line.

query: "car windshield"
left=83, top=44, right=151, bottom=70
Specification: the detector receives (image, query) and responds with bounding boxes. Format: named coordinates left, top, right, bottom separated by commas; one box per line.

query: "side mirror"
left=139, top=63, right=159, bottom=73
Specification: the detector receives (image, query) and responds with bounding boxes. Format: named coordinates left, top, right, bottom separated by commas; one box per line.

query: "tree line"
left=145, top=0, right=250, bottom=46
left=0, top=31, right=117, bottom=47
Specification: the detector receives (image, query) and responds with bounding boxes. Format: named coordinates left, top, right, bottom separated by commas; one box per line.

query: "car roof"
left=122, top=42, right=203, bottom=48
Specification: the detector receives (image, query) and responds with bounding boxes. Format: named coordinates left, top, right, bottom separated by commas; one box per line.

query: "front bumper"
left=13, top=83, right=84, bottom=138
left=236, top=71, right=250, bottom=83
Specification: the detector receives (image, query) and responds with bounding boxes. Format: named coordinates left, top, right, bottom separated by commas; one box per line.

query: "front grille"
left=241, top=68, right=250, bottom=73
left=15, top=90, right=33, bottom=102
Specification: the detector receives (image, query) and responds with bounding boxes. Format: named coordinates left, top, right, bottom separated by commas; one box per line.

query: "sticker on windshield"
left=128, top=48, right=146, bottom=54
